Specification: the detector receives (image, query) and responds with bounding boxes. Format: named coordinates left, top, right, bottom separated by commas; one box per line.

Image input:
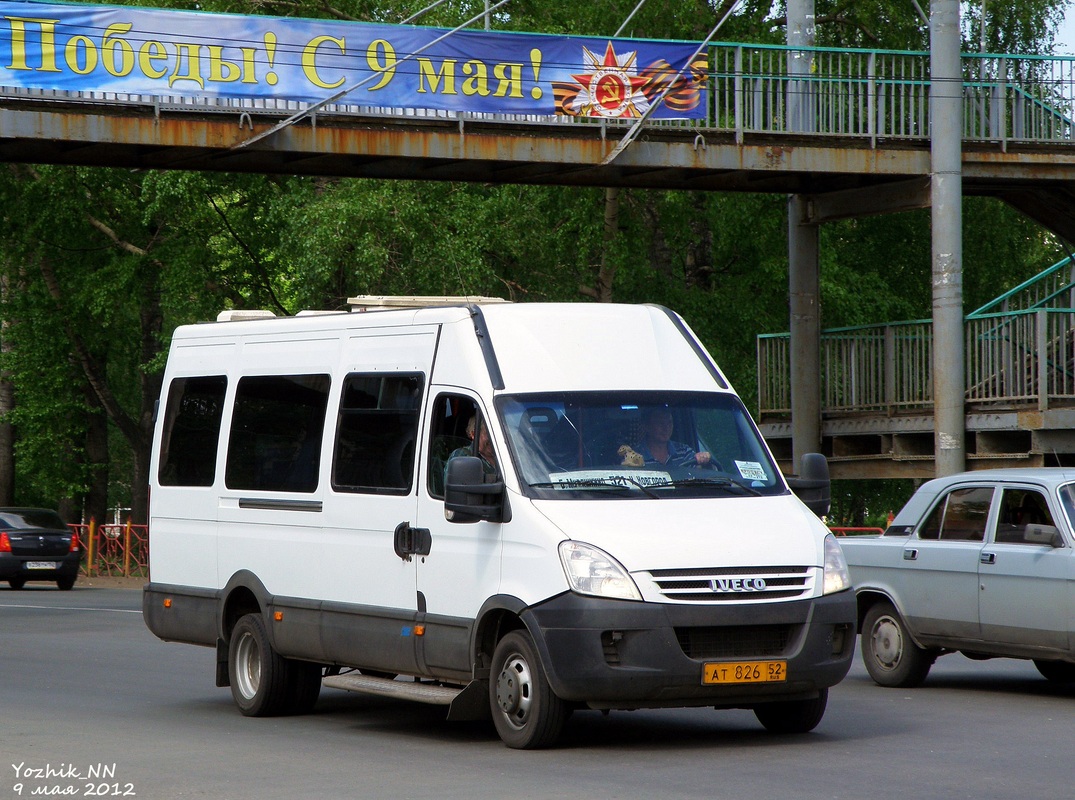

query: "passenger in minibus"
left=447, top=413, right=498, bottom=478
left=635, top=407, right=713, bottom=468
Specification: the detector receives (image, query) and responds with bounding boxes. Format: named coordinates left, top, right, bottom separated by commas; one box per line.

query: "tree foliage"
left=0, top=0, right=1071, bottom=523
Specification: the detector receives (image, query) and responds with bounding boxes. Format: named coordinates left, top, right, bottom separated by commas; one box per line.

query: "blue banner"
left=0, top=1, right=707, bottom=118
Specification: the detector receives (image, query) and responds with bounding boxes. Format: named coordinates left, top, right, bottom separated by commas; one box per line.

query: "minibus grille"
left=675, top=625, right=797, bottom=660
left=646, top=565, right=812, bottom=602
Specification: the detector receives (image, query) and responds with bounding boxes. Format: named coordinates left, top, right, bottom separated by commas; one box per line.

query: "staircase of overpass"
left=758, top=256, right=1075, bottom=480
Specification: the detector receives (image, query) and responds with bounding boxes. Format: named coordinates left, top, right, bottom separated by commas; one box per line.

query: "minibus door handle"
left=393, top=522, right=432, bottom=561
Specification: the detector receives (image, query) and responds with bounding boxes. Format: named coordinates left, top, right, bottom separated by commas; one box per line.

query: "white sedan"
left=840, top=468, right=1075, bottom=687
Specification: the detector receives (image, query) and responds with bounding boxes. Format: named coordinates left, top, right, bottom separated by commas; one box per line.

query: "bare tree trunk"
left=83, top=387, right=110, bottom=526
left=0, top=272, right=14, bottom=505
left=641, top=195, right=674, bottom=280
left=132, top=267, right=163, bottom=526
left=580, top=187, right=621, bottom=302
left=685, top=194, right=714, bottom=289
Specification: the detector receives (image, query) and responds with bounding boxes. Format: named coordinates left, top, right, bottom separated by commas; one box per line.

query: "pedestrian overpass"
left=4, top=40, right=1075, bottom=213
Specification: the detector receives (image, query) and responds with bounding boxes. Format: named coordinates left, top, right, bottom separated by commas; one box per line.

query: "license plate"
left=26, top=561, right=57, bottom=570
left=702, top=660, right=787, bottom=685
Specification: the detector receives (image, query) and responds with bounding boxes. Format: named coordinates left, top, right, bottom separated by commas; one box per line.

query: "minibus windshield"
left=496, top=391, right=785, bottom=500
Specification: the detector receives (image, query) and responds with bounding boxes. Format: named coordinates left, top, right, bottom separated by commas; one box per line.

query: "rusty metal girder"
left=0, top=102, right=931, bottom=193
left=3, top=102, right=1075, bottom=203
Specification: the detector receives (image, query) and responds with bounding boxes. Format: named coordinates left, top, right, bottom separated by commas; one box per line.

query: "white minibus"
left=144, top=298, right=855, bottom=748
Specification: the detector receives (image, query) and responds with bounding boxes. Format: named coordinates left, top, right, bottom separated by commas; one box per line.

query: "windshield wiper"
left=663, top=476, right=763, bottom=496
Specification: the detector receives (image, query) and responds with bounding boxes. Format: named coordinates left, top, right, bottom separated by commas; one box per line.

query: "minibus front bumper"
left=522, top=590, right=856, bottom=708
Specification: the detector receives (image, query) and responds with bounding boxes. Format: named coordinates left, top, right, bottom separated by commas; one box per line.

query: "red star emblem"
left=570, top=42, right=650, bottom=117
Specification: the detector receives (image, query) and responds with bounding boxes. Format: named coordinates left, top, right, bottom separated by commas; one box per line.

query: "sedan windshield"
left=0, top=509, right=66, bottom=529
left=496, top=391, right=785, bottom=500
left=1058, top=483, right=1075, bottom=531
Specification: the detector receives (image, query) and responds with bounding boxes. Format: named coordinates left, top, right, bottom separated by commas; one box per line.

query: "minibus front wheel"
left=490, top=630, right=569, bottom=749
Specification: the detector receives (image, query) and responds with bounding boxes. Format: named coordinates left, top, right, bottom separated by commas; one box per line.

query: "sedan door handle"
left=903, top=548, right=918, bottom=561
left=980, top=552, right=996, bottom=565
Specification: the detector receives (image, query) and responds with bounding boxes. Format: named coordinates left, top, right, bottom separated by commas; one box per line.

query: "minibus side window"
left=427, top=394, right=496, bottom=498
left=332, top=373, right=423, bottom=494
left=225, top=375, right=330, bottom=493
left=158, top=376, right=227, bottom=487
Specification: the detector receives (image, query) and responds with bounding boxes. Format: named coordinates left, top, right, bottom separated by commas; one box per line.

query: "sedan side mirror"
left=1025, top=523, right=1066, bottom=548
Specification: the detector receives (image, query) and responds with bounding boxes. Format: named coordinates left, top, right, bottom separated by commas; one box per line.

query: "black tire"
left=861, top=601, right=934, bottom=688
left=8, top=578, right=25, bottom=590
left=754, top=688, right=828, bottom=734
left=490, top=630, right=569, bottom=749
left=228, top=613, right=292, bottom=716
left=285, top=661, right=323, bottom=714
left=56, top=576, right=76, bottom=591
left=1034, top=659, right=1075, bottom=683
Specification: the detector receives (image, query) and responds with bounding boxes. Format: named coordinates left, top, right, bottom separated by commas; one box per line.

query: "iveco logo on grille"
left=711, top=578, right=767, bottom=592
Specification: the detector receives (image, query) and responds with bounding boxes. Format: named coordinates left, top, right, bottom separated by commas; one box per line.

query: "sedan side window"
left=918, top=486, right=993, bottom=542
left=996, top=489, right=1057, bottom=545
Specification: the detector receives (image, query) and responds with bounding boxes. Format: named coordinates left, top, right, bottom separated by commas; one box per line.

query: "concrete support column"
left=930, top=0, right=966, bottom=476
left=787, top=0, right=820, bottom=470
left=789, top=195, right=822, bottom=468
left=787, top=0, right=816, bottom=133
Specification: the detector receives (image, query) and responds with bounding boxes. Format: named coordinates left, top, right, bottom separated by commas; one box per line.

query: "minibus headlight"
left=823, top=534, right=852, bottom=595
left=558, top=541, right=642, bottom=602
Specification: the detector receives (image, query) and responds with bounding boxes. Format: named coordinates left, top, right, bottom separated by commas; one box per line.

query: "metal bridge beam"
left=802, top=178, right=931, bottom=223
left=0, top=103, right=930, bottom=188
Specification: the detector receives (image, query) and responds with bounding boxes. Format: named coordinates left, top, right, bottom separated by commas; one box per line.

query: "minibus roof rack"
left=216, top=309, right=278, bottom=322
left=347, top=295, right=510, bottom=311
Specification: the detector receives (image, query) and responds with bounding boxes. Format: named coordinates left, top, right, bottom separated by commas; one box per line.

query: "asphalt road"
left=2, top=583, right=1072, bottom=800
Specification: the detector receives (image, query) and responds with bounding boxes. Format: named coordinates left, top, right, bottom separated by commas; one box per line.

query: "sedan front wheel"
left=861, top=601, right=935, bottom=688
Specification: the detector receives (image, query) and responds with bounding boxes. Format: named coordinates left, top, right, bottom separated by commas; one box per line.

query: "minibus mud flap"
left=445, top=680, right=491, bottom=721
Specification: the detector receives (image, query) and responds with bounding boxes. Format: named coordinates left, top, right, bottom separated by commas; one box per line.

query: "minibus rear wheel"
left=229, top=613, right=292, bottom=716
left=490, top=630, right=569, bottom=749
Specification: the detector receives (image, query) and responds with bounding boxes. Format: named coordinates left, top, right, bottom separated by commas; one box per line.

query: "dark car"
left=0, top=508, right=81, bottom=590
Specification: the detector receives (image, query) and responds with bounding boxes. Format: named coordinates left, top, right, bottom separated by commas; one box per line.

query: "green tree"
left=2, top=0, right=1072, bottom=525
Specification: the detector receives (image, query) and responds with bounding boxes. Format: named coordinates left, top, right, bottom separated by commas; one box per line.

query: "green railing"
left=758, top=256, right=1075, bottom=417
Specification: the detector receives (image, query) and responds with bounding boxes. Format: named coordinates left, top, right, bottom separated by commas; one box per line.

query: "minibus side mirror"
left=785, top=453, right=831, bottom=518
left=444, top=457, right=508, bottom=524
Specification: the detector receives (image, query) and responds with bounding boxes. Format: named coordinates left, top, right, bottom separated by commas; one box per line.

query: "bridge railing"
left=759, top=257, right=1075, bottom=418
left=711, top=44, right=931, bottom=143
left=758, top=319, right=934, bottom=417
left=5, top=42, right=1075, bottom=147
left=962, top=54, right=1075, bottom=144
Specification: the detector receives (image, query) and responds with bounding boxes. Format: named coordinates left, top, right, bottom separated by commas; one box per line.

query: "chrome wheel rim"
left=495, top=652, right=534, bottom=729
left=234, top=630, right=261, bottom=700
left=870, top=615, right=904, bottom=671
